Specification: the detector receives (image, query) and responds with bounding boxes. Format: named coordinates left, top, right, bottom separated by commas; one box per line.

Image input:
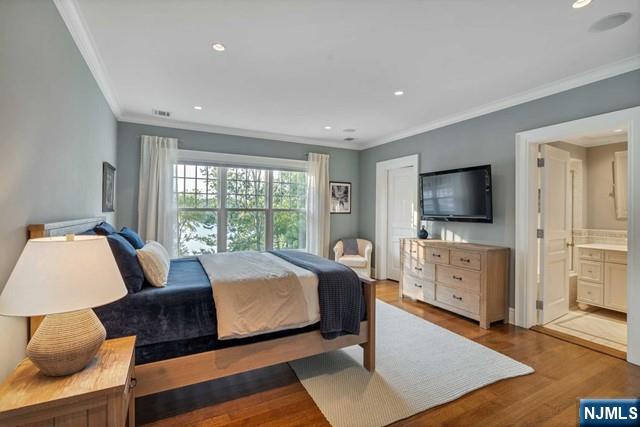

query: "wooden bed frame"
left=27, top=218, right=376, bottom=397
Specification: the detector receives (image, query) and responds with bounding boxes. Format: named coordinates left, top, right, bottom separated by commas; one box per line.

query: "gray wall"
left=359, top=70, right=640, bottom=307
left=0, top=0, right=117, bottom=381
left=116, top=122, right=360, bottom=253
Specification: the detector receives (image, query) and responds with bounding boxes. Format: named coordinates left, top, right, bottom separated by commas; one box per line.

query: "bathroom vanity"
left=576, top=243, right=627, bottom=313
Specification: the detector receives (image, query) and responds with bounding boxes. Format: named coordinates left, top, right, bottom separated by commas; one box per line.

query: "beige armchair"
left=333, top=239, right=373, bottom=278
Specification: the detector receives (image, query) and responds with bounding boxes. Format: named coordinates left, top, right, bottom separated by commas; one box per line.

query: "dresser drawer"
left=426, top=247, right=449, bottom=264
left=436, top=265, right=481, bottom=293
left=435, top=284, right=480, bottom=315
left=605, top=250, right=627, bottom=265
left=402, top=273, right=425, bottom=300
left=450, top=249, right=482, bottom=271
left=406, top=261, right=435, bottom=281
left=579, top=247, right=603, bottom=261
left=578, top=260, right=603, bottom=283
left=577, top=280, right=603, bottom=305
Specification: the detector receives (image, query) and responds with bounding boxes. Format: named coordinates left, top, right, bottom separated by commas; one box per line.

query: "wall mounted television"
left=419, top=164, right=493, bottom=223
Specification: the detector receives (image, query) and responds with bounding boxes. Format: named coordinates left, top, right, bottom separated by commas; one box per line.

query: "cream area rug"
left=289, top=300, right=534, bottom=427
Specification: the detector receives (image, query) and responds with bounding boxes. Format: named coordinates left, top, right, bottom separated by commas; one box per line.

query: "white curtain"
left=138, top=135, right=178, bottom=256
left=306, top=153, right=331, bottom=257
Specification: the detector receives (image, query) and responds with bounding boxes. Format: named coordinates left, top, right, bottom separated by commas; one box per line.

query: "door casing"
left=375, top=155, right=419, bottom=281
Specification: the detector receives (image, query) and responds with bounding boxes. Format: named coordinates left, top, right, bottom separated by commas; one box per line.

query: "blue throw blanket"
left=270, top=250, right=364, bottom=339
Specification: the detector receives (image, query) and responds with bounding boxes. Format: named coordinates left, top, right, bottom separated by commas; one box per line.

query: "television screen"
left=420, top=165, right=492, bottom=223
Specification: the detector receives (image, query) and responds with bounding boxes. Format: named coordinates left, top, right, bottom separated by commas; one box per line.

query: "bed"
left=27, top=218, right=376, bottom=397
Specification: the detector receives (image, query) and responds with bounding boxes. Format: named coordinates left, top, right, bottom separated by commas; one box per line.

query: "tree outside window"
left=174, top=163, right=306, bottom=255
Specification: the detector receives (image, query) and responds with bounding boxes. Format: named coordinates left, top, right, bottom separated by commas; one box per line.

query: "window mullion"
left=219, top=167, right=227, bottom=252
left=266, top=170, right=273, bottom=250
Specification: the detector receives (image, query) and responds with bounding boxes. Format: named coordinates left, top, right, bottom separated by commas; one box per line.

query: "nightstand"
left=0, top=336, right=136, bottom=427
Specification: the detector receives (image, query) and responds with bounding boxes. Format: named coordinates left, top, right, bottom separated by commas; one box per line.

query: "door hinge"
left=537, top=229, right=544, bottom=239
left=536, top=300, right=544, bottom=310
left=537, top=158, right=545, bottom=167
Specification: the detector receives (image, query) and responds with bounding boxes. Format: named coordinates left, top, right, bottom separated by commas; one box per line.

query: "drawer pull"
left=414, top=267, right=423, bottom=271
left=413, top=283, right=423, bottom=288
left=411, top=250, right=417, bottom=253
left=452, top=275, right=463, bottom=281
left=460, top=257, right=471, bottom=263
left=129, top=377, right=137, bottom=389
left=432, top=253, right=441, bottom=258
left=452, top=295, right=463, bottom=301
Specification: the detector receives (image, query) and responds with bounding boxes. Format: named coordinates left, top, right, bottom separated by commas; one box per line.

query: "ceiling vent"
left=152, top=109, right=171, bottom=118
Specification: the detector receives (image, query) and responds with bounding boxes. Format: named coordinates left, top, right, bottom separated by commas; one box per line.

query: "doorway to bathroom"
left=535, top=128, right=628, bottom=357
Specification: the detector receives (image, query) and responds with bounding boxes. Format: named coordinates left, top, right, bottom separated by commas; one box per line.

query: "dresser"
left=400, top=239, right=510, bottom=328
left=0, top=337, right=136, bottom=427
left=576, top=243, right=627, bottom=313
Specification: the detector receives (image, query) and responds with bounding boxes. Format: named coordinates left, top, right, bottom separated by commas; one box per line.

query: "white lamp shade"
left=0, top=236, right=127, bottom=316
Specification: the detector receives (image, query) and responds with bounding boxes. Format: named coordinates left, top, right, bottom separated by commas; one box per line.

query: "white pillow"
left=136, top=241, right=170, bottom=287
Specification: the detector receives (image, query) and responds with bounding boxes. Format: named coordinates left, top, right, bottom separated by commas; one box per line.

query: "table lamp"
left=0, top=235, right=127, bottom=376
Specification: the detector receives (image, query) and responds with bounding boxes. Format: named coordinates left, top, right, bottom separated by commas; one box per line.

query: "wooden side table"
left=0, top=336, right=136, bottom=427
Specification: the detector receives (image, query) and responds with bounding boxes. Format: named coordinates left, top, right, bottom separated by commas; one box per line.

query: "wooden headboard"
left=26, top=217, right=106, bottom=339
left=28, top=217, right=106, bottom=239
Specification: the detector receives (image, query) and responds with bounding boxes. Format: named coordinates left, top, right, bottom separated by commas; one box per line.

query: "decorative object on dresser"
left=102, top=161, right=116, bottom=212
left=334, top=238, right=373, bottom=278
left=418, top=225, right=429, bottom=239
left=0, top=337, right=136, bottom=427
left=330, top=181, right=351, bottom=214
left=0, top=235, right=127, bottom=376
left=576, top=243, right=627, bottom=312
left=400, top=239, right=510, bottom=328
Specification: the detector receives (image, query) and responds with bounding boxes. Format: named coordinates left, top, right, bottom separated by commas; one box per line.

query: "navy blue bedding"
left=94, top=257, right=216, bottom=347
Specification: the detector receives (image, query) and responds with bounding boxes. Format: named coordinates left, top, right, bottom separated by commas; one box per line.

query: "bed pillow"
left=94, top=221, right=117, bottom=235
left=136, top=241, right=170, bottom=287
left=118, top=227, right=145, bottom=249
left=105, top=234, right=145, bottom=293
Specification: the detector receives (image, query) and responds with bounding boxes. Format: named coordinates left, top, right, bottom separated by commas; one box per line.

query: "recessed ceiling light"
left=394, top=90, right=405, bottom=96
left=572, top=0, right=591, bottom=8
left=614, top=128, right=624, bottom=133
left=343, top=128, right=356, bottom=133
left=212, top=43, right=226, bottom=52
left=324, top=126, right=332, bottom=130
left=193, top=105, right=203, bottom=110
left=589, top=12, right=633, bottom=32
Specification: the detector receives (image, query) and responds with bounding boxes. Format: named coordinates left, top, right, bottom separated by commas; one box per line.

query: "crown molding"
left=118, top=113, right=362, bottom=150
left=361, top=54, right=640, bottom=149
left=54, top=0, right=121, bottom=117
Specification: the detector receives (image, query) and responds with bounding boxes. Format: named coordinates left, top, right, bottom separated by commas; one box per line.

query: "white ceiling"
left=562, top=129, right=628, bottom=147
left=64, top=0, right=640, bottom=149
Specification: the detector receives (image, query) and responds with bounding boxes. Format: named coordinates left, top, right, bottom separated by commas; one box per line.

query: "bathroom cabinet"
left=576, top=244, right=627, bottom=313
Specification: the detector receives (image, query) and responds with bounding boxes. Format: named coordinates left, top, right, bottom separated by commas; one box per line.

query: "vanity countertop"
left=575, top=243, right=627, bottom=252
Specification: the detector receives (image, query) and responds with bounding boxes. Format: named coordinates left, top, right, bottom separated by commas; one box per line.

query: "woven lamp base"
left=27, top=309, right=106, bottom=376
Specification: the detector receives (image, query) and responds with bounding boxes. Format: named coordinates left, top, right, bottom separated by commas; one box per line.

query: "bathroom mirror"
left=613, top=150, right=628, bottom=220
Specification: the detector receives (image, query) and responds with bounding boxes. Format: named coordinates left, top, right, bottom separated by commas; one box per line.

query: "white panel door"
left=540, top=145, right=571, bottom=324
left=386, top=166, right=417, bottom=281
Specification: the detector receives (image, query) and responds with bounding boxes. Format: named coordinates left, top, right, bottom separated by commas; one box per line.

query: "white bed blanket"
left=199, top=252, right=319, bottom=339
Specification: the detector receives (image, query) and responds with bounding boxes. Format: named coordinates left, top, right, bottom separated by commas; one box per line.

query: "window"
left=174, top=161, right=306, bottom=255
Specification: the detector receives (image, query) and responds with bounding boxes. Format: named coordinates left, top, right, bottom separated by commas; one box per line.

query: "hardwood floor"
left=137, top=281, right=640, bottom=426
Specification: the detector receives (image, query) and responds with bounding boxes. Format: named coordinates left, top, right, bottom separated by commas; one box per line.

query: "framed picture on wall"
left=102, top=162, right=116, bottom=212
left=330, top=181, right=351, bottom=214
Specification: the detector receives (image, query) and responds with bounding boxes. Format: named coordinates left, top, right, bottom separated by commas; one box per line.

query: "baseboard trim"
left=508, top=308, right=515, bottom=325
